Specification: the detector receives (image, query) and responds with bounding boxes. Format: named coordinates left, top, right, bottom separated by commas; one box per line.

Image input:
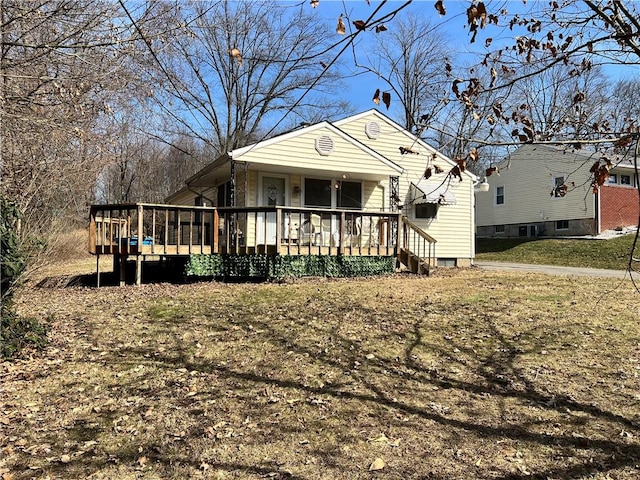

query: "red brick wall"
left=599, top=185, right=639, bottom=232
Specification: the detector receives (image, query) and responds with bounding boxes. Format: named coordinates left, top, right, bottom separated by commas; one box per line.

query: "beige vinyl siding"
left=338, top=112, right=475, bottom=260
left=233, top=126, right=398, bottom=177
left=363, top=180, right=384, bottom=211
left=407, top=178, right=474, bottom=259
left=476, top=145, right=595, bottom=227
left=167, top=187, right=215, bottom=206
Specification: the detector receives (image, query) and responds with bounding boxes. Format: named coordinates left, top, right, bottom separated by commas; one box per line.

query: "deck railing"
left=89, top=203, right=403, bottom=257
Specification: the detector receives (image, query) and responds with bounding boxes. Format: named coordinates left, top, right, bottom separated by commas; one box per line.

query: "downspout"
left=595, top=187, right=601, bottom=235
left=471, top=181, right=476, bottom=264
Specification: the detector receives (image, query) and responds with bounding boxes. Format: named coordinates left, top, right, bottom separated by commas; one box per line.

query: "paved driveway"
left=474, top=261, right=630, bottom=279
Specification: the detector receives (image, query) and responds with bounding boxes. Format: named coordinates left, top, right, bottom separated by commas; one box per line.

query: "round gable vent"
left=315, top=135, right=334, bottom=156
left=365, top=121, right=381, bottom=139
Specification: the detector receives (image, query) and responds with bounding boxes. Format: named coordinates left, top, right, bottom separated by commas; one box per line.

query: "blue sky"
left=296, top=0, right=639, bottom=119
left=286, top=0, right=512, bottom=116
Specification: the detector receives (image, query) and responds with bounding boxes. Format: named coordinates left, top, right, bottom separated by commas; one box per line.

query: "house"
left=476, top=144, right=639, bottom=238
left=166, top=109, right=477, bottom=266
left=89, top=110, right=477, bottom=284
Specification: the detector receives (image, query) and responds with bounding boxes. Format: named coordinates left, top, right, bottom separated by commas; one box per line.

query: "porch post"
left=229, top=159, right=236, bottom=249
left=230, top=159, right=236, bottom=207
left=390, top=176, right=400, bottom=258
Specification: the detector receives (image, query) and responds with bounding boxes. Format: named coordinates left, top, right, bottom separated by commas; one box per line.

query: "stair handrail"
left=400, top=216, right=437, bottom=272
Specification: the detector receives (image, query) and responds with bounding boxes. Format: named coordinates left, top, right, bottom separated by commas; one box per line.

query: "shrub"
left=184, top=254, right=395, bottom=279
left=1, top=194, right=48, bottom=359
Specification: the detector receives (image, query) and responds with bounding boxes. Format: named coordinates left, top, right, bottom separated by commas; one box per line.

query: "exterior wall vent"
left=365, top=121, right=381, bottom=139
left=315, top=135, right=334, bottom=156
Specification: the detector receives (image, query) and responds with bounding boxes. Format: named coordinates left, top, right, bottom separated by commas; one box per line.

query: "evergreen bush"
left=1, top=195, right=48, bottom=358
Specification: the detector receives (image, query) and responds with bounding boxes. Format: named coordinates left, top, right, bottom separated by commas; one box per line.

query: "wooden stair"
left=399, top=217, right=437, bottom=275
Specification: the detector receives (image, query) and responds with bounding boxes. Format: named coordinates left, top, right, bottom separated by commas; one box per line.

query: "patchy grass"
left=2, top=263, right=640, bottom=479
left=476, top=234, right=637, bottom=270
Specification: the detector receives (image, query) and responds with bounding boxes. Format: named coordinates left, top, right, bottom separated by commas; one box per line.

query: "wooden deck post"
left=119, top=254, right=127, bottom=287
left=96, top=254, right=100, bottom=288
left=136, top=204, right=144, bottom=285
left=135, top=255, right=142, bottom=286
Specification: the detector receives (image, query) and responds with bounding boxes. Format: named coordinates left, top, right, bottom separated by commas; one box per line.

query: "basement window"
left=494, top=225, right=505, bottom=234
left=556, top=220, right=569, bottom=230
left=437, top=258, right=457, bottom=267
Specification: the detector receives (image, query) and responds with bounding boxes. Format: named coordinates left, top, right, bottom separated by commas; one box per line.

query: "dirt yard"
left=2, top=261, right=639, bottom=479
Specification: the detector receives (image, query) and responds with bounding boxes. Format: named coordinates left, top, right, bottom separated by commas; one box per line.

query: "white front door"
left=259, top=175, right=286, bottom=244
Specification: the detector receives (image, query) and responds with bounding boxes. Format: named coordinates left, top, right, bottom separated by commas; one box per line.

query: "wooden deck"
left=89, top=203, right=436, bottom=285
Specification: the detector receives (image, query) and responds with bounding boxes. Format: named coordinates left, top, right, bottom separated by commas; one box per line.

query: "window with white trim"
left=415, top=203, right=438, bottom=219
left=495, top=185, right=505, bottom=206
left=553, top=175, right=567, bottom=197
left=337, top=181, right=362, bottom=209
left=304, top=178, right=332, bottom=207
left=494, top=225, right=505, bottom=234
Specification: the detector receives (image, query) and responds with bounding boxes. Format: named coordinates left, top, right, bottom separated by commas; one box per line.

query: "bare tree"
left=137, top=0, right=347, bottom=155
left=352, top=13, right=449, bottom=133
left=0, top=1, right=146, bottom=230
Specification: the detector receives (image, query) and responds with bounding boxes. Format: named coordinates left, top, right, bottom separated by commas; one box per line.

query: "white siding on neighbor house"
left=336, top=111, right=475, bottom=260
left=233, top=125, right=399, bottom=177
left=476, top=145, right=596, bottom=227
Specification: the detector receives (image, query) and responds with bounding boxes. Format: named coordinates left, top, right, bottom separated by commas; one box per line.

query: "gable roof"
left=231, top=120, right=403, bottom=174
left=334, top=109, right=477, bottom=180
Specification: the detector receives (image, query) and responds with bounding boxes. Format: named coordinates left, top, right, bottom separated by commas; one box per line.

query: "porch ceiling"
left=186, top=159, right=399, bottom=190
left=187, top=163, right=232, bottom=188
left=238, top=162, right=395, bottom=181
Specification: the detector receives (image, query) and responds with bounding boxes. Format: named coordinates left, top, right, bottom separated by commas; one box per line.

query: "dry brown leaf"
left=138, top=456, right=148, bottom=467
left=369, top=433, right=389, bottom=443
left=60, top=454, right=71, bottom=463
left=310, top=0, right=319, bottom=8
left=372, top=88, right=380, bottom=105
left=399, top=146, right=419, bottom=155
left=369, top=457, right=385, bottom=471
left=468, top=147, right=479, bottom=163
left=228, top=48, right=242, bottom=66
left=353, top=20, right=366, bottom=30
left=336, top=14, right=346, bottom=35
left=434, top=0, right=446, bottom=15
left=382, top=91, right=391, bottom=109
left=375, top=24, right=387, bottom=33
